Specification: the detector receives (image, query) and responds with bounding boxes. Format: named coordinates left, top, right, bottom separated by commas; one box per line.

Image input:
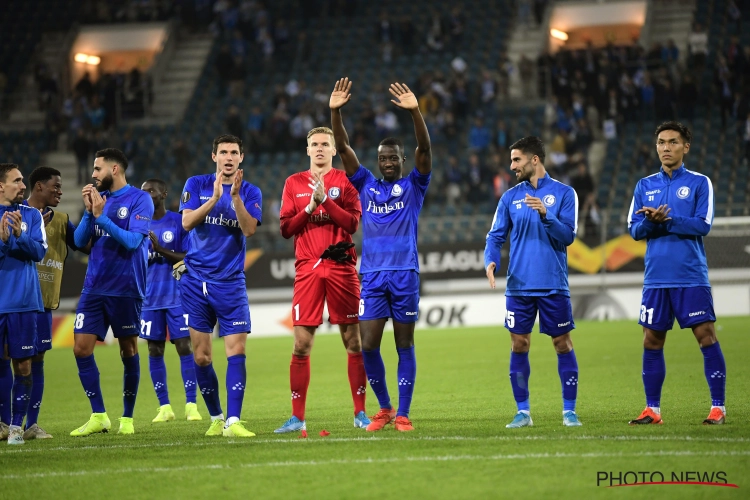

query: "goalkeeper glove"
left=172, top=260, right=187, bottom=280
left=320, top=241, right=355, bottom=263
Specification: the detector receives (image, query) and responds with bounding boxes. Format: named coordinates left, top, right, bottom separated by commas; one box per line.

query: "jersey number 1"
left=640, top=305, right=654, bottom=324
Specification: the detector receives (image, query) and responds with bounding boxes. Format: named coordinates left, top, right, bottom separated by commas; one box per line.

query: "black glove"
left=320, top=241, right=355, bottom=263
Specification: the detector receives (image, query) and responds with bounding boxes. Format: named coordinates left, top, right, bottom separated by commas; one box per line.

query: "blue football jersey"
left=144, top=211, right=188, bottom=310
left=348, top=165, right=430, bottom=274
left=83, top=185, right=153, bottom=298
left=627, top=165, right=714, bottom=288
left=484, top=174, right=578, bottom=296
left=179, top=173, right=263, bottom=282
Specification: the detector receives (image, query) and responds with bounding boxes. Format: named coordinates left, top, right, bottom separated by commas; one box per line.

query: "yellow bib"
left=36, top=210, right=69, bottom=310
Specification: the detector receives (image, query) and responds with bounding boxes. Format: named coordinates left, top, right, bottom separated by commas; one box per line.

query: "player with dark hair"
left=140, top=179, right=200, bottom=423
left=0, top=164, right=47, bottom=445
left=274, top=126, right=369, bottom=433
left=8, top=167, right=83, bottom=440
left=627, top=121, right=725, bottom=425
left=180, top=134, right=262, bottom=437
left=484, top=137, right=582, bottom=428
left=330, top=78, right=431, bottom=432
left=70, top=148, right=154, bottom=436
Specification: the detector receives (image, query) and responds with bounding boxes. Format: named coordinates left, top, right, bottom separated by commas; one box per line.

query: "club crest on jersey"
left=231, top=200, right=236, bottom=211
left=117, top=207, right=129, bottom=219
left=392, top=184, right=403, bottom=197
left=21, top=222, right=28, bottom=232
left=182, top=191, right=190, bottom=203
left=676, top=186, right=690, bottom=199
left=162, top=231, right=174, bottom=243
left=328, top=187, right=341, bottom=200
left=542, top=194, right=556, bottom=207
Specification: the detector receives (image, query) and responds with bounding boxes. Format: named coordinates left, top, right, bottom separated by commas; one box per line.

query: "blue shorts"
left=36, top=309, right=53, bottom=352
left=74, top=293, right=142, bottom=341
left=505, top=294, right=575, bottom=337
left=360, top=270, right=420, bottom=323
left=640, top=287, right=716, bottom=331
left=0, top=312, right=38, bottom=358
left=140, top=306, right=190, bottom=343
left=179, top=273, right=250, bottom=336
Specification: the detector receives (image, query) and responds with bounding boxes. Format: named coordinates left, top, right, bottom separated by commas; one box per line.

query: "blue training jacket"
left=485, top=173, right=578, bottom=296
left=0, top=203, right=47, bottom=313
left=627, top=164, right=714, bottom=288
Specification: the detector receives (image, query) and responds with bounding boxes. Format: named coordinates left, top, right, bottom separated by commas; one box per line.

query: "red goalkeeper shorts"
left=292, top=259, right=360, bottom=326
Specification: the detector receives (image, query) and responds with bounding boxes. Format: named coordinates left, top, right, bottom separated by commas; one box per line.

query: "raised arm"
left=389, top=82, right=432, bottom=175
left=230, top=170, right=260, bottom=238
left=330, top=77, right=361, bottom=176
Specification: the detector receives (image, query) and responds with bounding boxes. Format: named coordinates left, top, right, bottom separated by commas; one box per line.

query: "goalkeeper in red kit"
left=275, top=126, right=369, bottom=433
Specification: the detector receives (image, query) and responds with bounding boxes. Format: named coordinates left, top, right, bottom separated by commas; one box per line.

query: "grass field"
left=2, top=318, right=749, bottom=499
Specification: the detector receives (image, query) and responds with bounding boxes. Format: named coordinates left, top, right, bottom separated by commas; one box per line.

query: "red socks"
left=348, top=352, right=367, bottom=415
left=290, top=354, right=310, bottom=421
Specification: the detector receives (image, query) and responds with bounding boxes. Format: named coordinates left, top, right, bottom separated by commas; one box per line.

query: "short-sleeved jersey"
left=484, top=174, right=578, bottom=297
left=280, top=168, right=360, bottom=266
left=180, top=173, right=263, bottom=283
left=83, top=184, right=153, bottom=299
left=144, top=210, right=188, bottom=310
left=348, top=166, right=430, bottom=274
left=627, top=165, right=714, bottom=288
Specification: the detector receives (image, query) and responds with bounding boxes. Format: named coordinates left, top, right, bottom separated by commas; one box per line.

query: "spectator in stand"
left=715, top=55, right=734, bottom=129
left=225, top=105, right=245, bottom=143
left=426, top=10, right=447, bottom=51
left=732, top=91, right=749, bottom=140
left=448, top=6, right=465, bottom=45
left=466, top=153, right=488, bottom=204
left=518, top=54, right=535, bottom=99
left=228, top=56, right=247, bottom=98
left=75, top=72, right=94, bottom=101
left=636, top=143, right=654, bottom=173
left=246, top=106, right=266, bottom=155
left=745, top=112, right=750, bottom=165
left=87, top=96, right=106, bottom=131
left=479, top=69, right=498, bottom=105
left=468, top=117, right=491, bottom=152
left=445, top=156, right=463, bottom=206
left=121, top=129, right=139, bottom=173
left=678, top=75, right=698, bottom=122
left=640, top=73, right=655, bottom=121
left=492, top=164, right=511, bottom=202
left=215, top=44, right=234, bottom=97
left=688, top=23, right=709, bottom=71
left=569, top=162, right=598, bottom=237
left=496, top=120, right=510, bottom=151
left=172, top=139, right=191, bottom=182
left=398, top=17, right=415, bottom=52
left=73, top=128, right=90, bottom=184
left=375, top=11, right=395, bottom=63
left=374, top=104, right=399, bottom=138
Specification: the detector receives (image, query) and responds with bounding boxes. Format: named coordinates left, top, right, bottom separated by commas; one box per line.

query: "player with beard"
left=484, top=137, right=582, bottom=428
left=140, top=179, right=200, bottom=424
left=70, top=148, right=154, bottom=437
left=8, top=167, right=84, bottom=440
left=0, top=164, right=47, bottom=445
left=179, top=135, right=262, bottom=438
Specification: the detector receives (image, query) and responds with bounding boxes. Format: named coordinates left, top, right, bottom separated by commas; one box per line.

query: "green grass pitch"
left=2, top=318, right=749, bottom=499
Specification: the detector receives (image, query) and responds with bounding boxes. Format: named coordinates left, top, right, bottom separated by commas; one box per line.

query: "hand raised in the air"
left=389, top=82, right=418, bottom=110
left=486, top=262, right=497, bottom=289
left=90, top=190, right=107, bottom=219
left=212, top=165, right=223, bottom=201
left=231, top=169, right=243, bottom=197
left=330, top=77, right=353, bottom=110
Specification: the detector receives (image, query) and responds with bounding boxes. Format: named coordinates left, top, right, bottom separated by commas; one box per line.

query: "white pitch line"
left=1, top=434, right=749, bottom=455
left=5, top=450, right=750, bottom=479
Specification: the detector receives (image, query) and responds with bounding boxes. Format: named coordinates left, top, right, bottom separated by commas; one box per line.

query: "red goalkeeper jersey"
left=280, top=168, right=361, bottom=267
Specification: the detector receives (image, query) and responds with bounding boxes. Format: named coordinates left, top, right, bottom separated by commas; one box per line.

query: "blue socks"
left=701, top=342, right=726, bottom=407
left=0, top=358, right=12, bottom=424
left=557, top=350, right=578, bottom=412
left=25, top=361, right=45, bottom=428
left=226, top=354, right=246, bottom=420
left=396, top=346, right=416, bottom=418
left=180, top=354, right=198, bottom=404
left=642, top=348, right=666, bottom=408
left=122, top=354, right=140, bottom=418
left=195, top=362, right=222, bottom=417
left=76, top=354, right=105, bottom=413
left=509, top=351, right=531, bottom=412
left=11, top=375, right=32, bottom=427
left=363, top=349, right=391, bottom=410
left=149, top=355, right=169, bottom=406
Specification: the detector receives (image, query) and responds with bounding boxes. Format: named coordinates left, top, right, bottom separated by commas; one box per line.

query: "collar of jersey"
left=523, top=172, right=551, bottom=189
left=659, top=163, right=685, bottom=180
left=108, top=184, right=131, bottom=197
